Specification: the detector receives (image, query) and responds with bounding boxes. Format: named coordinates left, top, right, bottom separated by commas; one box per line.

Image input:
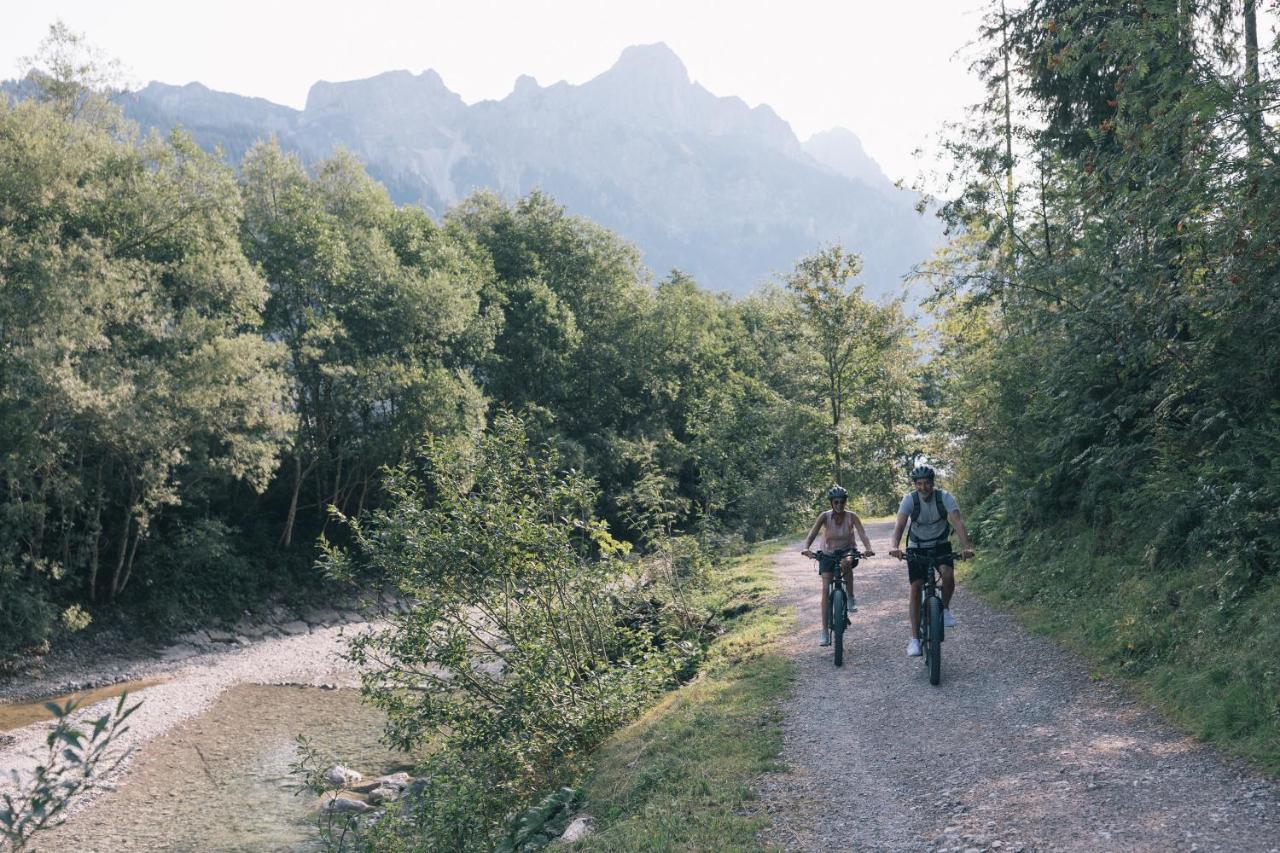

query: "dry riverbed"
left=0, top=596, right=408, bottom=843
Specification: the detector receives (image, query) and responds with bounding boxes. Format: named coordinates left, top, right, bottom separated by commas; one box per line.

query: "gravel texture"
left=756, top=521, right=1280, bottom=852
left=0, top=620, right=374, bottom=818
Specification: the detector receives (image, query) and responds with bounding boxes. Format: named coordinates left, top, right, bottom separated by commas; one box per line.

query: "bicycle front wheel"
left=927, top=595, right=943, bottom=685
left=831, top=589, right=846, bottom=667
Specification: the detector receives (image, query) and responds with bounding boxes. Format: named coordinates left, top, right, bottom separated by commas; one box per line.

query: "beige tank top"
left=822, top=510, right=854, bottom=550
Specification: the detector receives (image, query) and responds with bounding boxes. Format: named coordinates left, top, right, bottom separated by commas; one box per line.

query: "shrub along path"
left=755, top=521, right=1280, bottom=851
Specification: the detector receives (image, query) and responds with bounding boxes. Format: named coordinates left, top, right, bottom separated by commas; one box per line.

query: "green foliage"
left=240, top=142, right=491, bottom=548
left=928, top=0, right=1280, bottom=767
left=575, top=544, right=791, bottom=851
left=0, top=86, right=293, bottom=633
left=783, top=247, right=921, bottom=509
left=321, top=414, right=708, bottom=849
left=0, top=692, right=140, bottom=850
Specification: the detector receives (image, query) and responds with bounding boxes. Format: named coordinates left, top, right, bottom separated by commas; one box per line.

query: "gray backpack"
left=908, top=489, right=951, bottom=546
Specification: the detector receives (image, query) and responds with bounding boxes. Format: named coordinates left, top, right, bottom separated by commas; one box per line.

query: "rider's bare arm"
left=801, top=513, right=826, bottom=554
left=849, top=513, right=874, bottom=554
left=947, top=510, right=975, bottom=556
left=889, top=510, right=910, bottom=557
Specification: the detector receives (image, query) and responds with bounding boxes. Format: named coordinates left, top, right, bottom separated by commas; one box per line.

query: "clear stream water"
left=34, top=684, right=404, bottom=852
left=0, top=677, right=170, bottom=733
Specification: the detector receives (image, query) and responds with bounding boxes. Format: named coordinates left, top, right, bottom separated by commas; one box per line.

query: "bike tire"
left=927, top=595, right=943, bottom=685
left=831, top=589, right=846, bottom=667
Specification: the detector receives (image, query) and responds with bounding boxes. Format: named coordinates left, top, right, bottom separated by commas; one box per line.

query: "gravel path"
left=756, top=521, right=1280, bottom=852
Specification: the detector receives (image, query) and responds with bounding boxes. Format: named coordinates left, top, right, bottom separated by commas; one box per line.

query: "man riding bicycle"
left=801, top=486, right=874, bottom=647
left=888, top=465, right=974, bottom=657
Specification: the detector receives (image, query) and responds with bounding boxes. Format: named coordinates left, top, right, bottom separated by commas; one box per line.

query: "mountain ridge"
left=11, top=42, right=942, bottom=296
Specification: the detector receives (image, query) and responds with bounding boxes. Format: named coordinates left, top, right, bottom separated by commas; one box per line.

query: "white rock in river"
left=320, top=792, right=372, bottom=814
left=326, top=766, right=363, bottom=787
left=376, top=771, right=412, bottom=790
left=367, top=786, right=399, bottom=805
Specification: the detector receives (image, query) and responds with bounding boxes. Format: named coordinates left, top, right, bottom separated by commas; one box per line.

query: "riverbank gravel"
left=0, top=618, right=378, bottom=816
left=755, top=521, right=1280, bottom=851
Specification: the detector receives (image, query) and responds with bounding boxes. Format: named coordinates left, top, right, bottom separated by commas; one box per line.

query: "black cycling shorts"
left=906, top=541, right=953, bottom=584
left=818, top=551, right=858, bottom=576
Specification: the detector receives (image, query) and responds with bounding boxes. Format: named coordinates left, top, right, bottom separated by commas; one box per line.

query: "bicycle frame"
left=811, top=548, right=861, bottom=667
left=904, top=547, right=960, bottom=685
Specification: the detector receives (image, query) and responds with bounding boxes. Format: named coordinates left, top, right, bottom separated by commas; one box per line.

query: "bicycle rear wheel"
left=831, top=589, right=846, bottom=667
left=927, top=595, right=943, bottom=685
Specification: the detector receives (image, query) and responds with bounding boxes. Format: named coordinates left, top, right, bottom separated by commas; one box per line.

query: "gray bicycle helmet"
left=827, top=485, right=849, bottom=500
left=909, top=465, right=936, bottom=481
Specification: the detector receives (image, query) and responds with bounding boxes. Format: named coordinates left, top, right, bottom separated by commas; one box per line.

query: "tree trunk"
left=86, top=469, right=104, bottom=602
left=1244, top=0, right=1262, bottom=157
left=107, top=499, right=132, bottom=602
left=829, top=358, right=842, bottom=485
left=281, top=456, right=302, bottom=547
left=114, top=531, right=142, bottom=597
left=1001, top=0, right=1017, bottom=263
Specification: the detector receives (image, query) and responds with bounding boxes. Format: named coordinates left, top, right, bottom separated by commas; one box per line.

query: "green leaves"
left=1, top=691, right=140, bottom=849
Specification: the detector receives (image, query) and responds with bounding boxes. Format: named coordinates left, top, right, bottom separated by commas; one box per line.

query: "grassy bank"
left=960, top=527, right=1280, bottom=773
left=572, top=543, right=793, bottom=850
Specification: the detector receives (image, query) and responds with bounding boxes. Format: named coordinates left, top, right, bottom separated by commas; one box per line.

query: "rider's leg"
left=820, top=571, right=834, bottom=631
left=841, top=556, right=856, bottom=609
left=939, top=564, right=956, bottom=607
left=909, top=579, right=923, bottom=638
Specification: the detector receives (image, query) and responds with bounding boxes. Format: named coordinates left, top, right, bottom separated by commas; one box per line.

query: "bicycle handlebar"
left=803, top=548, right=864, bottom=559
left=892, top=550, right=970, bottom=561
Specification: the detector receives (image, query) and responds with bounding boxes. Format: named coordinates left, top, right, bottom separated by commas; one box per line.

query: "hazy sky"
left=3, top=1, right=990, bottom=183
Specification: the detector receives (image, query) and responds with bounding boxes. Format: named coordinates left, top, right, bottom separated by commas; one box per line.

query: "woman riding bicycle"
left=801, top=486, right=875, bottom=647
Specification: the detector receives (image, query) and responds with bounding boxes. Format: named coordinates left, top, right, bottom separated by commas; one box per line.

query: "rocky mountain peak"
left=304, top=69, right=463, bottom=117
left=804, top=127, right=893, bottom=189
left=605, top=42, right=690, bottom=86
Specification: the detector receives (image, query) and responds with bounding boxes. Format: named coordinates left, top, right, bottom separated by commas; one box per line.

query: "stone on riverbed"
left=319, top=791, right=372, bottom=814
left=367, top=786, right=399, bottom=806
left=158, top=643, right=200, bottom=662
left=349, top=772, right=411, bottom=794
left=176, top=629, right=211, bottom=646
left=234, top=618, right=269, bottom=638
left=278, top=621, right=310, bottom=636
left=326, top=765, right=363, bottom=787
left=303, top=607, right=341, bottom=626
left=206, top=628, right=237, bottom=643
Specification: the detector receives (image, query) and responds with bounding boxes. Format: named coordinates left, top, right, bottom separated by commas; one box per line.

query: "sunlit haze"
left=2, top=0, right=988, bottom=183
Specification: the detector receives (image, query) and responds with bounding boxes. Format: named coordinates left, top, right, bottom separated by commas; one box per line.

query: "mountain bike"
left=807, top=549, right=861, bottom=667
left=900, top=548, right=966, bottom=685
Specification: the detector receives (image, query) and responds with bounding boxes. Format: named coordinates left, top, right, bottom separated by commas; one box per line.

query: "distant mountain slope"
left=52, top=43, right=943, bottom=296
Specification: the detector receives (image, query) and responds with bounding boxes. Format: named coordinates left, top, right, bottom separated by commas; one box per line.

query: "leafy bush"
left=1, top=693, right=140, bottom=849
left=0, top=561, right=56, bottom=669
left=321, top=414, right=703, bottom=850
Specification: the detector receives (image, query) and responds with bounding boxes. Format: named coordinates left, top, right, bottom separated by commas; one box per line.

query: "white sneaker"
left=849, top=596, right=858, bottom=613
left=907, top=638, right=922, bottom=657
left=943, top=608, right=957, bottom=628
left=820, top=630, right=832, bottom=647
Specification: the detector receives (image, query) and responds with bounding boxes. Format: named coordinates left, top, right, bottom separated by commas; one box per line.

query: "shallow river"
left=36, top=684, right=404, bottom=852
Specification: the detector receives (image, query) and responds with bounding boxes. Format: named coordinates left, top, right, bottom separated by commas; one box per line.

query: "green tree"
left=0, top=97, right=292, bottom=615
left=239, top=143, right=492, bottom=547
left=784, top=245, right=880, bottom=489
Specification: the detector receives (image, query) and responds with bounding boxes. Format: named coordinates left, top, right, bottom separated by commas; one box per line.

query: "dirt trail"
left=756, top=521, right=1280, bottom=852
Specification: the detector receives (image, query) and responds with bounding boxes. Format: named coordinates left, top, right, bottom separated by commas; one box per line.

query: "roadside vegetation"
left=314, top=430, right=792, bottom=851
left=0, top=25, right=920, bottom=669
left=926, top=0, right=1280, bottom=771
left=575, top=544, right=790, bottom=851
